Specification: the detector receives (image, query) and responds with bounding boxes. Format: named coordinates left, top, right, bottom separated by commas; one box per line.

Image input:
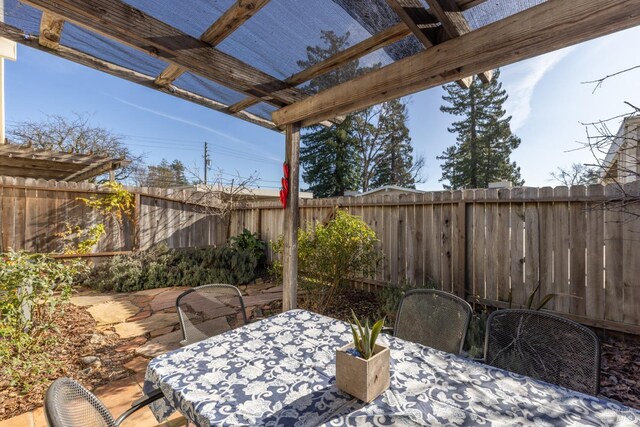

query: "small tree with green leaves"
left=273, top=210, right=381, bottom=312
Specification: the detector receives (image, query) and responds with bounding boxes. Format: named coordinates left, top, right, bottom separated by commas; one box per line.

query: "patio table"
left=144, top=309, right=640, bottom=426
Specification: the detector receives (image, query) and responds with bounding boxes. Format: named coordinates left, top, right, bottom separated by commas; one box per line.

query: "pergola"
left=2, top=0, right=639, bottom=309
left=0, top=142, right=128, bottom=181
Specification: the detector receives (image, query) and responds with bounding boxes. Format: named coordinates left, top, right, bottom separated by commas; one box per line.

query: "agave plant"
left=349, top=310, right=385, bottom=360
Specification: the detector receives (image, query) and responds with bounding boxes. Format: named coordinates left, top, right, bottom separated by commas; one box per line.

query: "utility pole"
left=203, top=141, right=211, bottom=185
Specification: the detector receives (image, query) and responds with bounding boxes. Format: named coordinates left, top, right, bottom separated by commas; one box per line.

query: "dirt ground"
left=0, top=304, right=135, bottom=420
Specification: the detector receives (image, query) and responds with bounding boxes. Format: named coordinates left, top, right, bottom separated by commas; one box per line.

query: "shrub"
left=0, top=250, right=85, bottom=393
left=83, top=244, right=259, bottom=292
left=228, top=229, right=266, bottom=266
left=273, top=210, right=381, bottom=313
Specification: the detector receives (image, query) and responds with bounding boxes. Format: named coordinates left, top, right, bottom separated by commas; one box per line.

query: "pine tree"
left=438, top=69, right=523, bottom=190
left=299, top=32, right=422, bottom=196
left=299, top=31, right=366, bottom=197
left=370, top=99, right=423, bottom=189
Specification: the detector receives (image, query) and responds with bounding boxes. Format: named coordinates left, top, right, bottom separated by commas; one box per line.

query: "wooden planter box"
left=335, top=343, right=390, bottom=402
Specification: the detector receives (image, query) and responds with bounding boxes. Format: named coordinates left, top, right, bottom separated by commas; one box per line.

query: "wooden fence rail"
left=2, top=175, right=640, bottom=335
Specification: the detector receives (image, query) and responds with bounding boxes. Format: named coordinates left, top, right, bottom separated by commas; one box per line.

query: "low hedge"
left=82, top=244, right=258, bottom=292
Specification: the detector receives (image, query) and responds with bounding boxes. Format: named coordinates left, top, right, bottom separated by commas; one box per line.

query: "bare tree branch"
left=581, top=65, right=640, bottom=93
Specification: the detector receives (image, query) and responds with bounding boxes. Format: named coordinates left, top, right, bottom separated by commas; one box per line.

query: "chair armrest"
left=114, top=388, right=164, bottom=426
left=381, top=326, right=394, bottom=335
left=249, top=317, right=266, bottom=323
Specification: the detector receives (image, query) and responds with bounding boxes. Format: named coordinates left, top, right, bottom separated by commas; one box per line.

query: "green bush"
left=0, top=250, right=85, bottom=393
left=229, top=229, right=266, bottom=266
left=273, top=210, right=381, bottom=313
left=83, top=244, right=259, bottom=292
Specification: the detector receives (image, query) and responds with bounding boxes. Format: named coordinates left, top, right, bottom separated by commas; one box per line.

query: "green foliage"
left=273, top=210, right=381, bottom=312
left=464, top=310, right=489, bottom=359
left=368, top=100, right=423, bottom=190
left=438, top=70, right=524, bottom=189
left=77, top=181, right=134, bottom=224
left=508, top=284, right=557, bottom=311
left=83, top=244, right=259, bottom=292
left=229, top=229, right=266, bottom=265
left=299, top=32, right=420, bottom=197
left=56, top=223, right=106, bottom=254
left=139, top=158, right=190, bottom=188
left=0, top=251, right=85, bottom=392
left=350, top=310, right=385, bottom=360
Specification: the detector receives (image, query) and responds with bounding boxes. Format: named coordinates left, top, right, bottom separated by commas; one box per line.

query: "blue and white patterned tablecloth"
left=144, top=309, right=640, bottom=426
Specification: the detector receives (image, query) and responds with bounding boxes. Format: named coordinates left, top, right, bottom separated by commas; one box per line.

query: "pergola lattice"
left=2, top=0, right=639, bottom=309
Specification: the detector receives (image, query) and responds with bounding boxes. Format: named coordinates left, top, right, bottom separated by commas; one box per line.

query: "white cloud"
left=502, top=47, right=575, bottom=131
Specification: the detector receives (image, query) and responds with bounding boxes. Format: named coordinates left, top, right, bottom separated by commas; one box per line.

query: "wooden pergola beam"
left=23, top=0, right=305, bottom=107
left=272, top=0, right=640, bottom=127
left=0, top=22, right=278, bottom=130
left=456, top=0, right=487, bottom=11
left=226, top=23, right=412, bottom=114
left=39, top=12, right=64, bottom=49
left=386, top=0, right=472, bottom=89
left=425, top=0, right=493, bottom=83
left=155, top=0, right=270, bottom=87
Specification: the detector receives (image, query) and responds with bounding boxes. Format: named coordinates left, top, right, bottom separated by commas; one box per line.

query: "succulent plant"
left=349, top=310, right=385, bottom=360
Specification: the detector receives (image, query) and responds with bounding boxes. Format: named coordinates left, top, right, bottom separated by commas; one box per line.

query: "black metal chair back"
left=394, top=289, right=472, bottom=355
left=44, top=377, right=116, bottom=427
left=176, top=284, right=248, bottom=346
left=485, top=309, right=601, bottom=395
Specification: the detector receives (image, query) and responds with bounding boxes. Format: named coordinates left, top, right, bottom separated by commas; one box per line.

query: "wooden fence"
left=2, top=175, right=640, bottom=335
left=229, top=183, right=640, bottom=335
left=0, top=176, right=226, bottom=255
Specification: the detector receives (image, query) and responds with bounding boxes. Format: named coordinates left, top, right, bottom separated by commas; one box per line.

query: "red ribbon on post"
left=279, top=162, right=290, bottom=209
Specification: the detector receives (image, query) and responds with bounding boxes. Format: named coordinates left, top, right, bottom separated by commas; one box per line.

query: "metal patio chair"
left=44, top=377, right=163, bottom=427
left=389, top=289, right=472, bottom=355
left=176, top=284, right=248, bottom=346
left=484, top=309, right=601, bottom=395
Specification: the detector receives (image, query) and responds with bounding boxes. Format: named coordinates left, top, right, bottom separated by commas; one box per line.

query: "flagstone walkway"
left=0, top=281, right=284, bottom=427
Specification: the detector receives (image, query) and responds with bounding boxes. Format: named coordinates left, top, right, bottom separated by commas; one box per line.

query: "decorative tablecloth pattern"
left=144, top=309, right=640, bottom=426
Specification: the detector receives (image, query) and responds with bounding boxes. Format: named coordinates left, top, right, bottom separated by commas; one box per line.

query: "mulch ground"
left=0, top=304, right=136, bottom=421
left=600, top=336, right=640, bottom=408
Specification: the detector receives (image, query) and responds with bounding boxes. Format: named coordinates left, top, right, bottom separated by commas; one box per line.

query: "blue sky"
left=5, top=25, right=640, bottom=191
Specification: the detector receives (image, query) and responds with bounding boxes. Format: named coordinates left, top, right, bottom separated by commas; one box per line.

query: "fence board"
left=553, top=186, right=570, bottom=313
left=586, top=185, right=605, bottom=320
left=569, top=186, right=587, bottom=316
left=511, top=188, right=526, bottom=306
left=524, top=187, right=540, bottom=306
left=484, top=189, right=499, bottom=302
left=538, top=187, right=556, bottom=311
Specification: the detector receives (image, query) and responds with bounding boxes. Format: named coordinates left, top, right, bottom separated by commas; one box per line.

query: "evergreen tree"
left=141, top=159, right=190, bottom=188
left=299, top=31, right=366, bottom=197
left=299, top=32, right=422, bottom=196
left=371, top=99, right=424, bottom=189
left=438, top=69, right=523, bottom=190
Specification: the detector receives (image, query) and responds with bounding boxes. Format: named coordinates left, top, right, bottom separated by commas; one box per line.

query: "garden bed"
left=0, top=304, right=135, bottom=421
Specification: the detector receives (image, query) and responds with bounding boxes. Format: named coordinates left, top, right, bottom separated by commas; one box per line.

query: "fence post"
left=452, top=195, right=466, bottom=299
left=133, top=192, right=141, bottom=250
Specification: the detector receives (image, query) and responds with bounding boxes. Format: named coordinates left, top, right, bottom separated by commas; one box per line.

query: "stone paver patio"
left=1, top=281, right=283, bottom=427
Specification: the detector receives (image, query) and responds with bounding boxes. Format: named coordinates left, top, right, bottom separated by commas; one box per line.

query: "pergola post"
left=282, top=122, right=301, bottom=311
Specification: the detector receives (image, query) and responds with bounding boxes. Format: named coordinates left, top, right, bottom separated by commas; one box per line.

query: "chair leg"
left=114, top=388, right=164, bottom=426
